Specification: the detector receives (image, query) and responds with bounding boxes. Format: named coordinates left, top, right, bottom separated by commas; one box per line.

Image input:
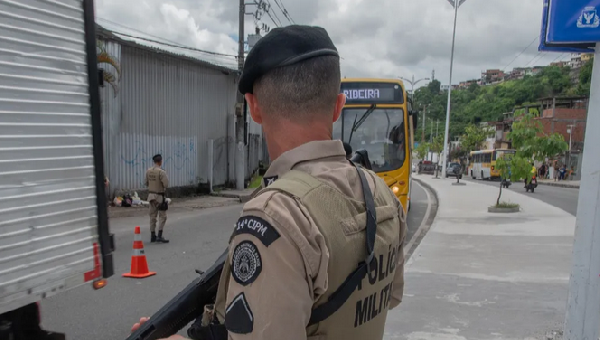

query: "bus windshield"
left=334, top=108, right=405, bottom=172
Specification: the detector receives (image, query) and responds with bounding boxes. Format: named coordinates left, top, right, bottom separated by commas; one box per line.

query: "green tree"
left=496, top=155, right=533, bottom=206
left=575, top=58, right=594, bottom=96
left=460, top=123, right=489, bottom=152
left=508, top=112, right=568, bottom=161
left=97, top=39, right=121, bottom=97
left=415, top=142, right=430, bottom=160
left=430, top=134, right=445, bottom=178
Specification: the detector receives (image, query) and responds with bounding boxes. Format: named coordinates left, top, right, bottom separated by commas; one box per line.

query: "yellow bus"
left=334, top=78, right=417, bottom=213
left=468, top=149, right=515, bottom=180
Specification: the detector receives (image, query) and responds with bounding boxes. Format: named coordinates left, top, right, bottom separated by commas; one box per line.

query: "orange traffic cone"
left=123, top=226, right=156, bottom=278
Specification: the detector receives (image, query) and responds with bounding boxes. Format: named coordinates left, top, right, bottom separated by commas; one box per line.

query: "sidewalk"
left=538, top=179, right=580, bottom=189
left=108, top=195, right=240, bottom=218
left=385, top=174, right=576, bottom=340
left=210, top=187, right=258, bottom=203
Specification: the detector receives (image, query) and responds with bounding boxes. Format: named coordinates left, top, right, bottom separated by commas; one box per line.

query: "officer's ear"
left=333, top=93, right=346, bottom=123
left=245, top=93, right=262, bottom=124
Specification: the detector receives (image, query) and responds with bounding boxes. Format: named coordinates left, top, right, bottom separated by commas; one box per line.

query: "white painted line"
left=404, top=180, right=433, bottom=257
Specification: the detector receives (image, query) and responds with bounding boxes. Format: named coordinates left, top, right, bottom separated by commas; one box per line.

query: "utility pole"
left=234, top=0, right=257, bottom=190
left=564, top=45, right=600, bottom=340
left=430, top=118, right=433, bottom=143
left=441, top=0, right=466, bottom=179
left=567, top=124, right=575, bottom=169
left=421, top=105, right=426, bottom=143
left=436, top=120, right=439, bottom=137
left=234, top=0, right=246, bottom=190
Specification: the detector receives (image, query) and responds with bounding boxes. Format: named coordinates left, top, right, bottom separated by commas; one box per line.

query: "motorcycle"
left=525, top=175, right=538, bottom=193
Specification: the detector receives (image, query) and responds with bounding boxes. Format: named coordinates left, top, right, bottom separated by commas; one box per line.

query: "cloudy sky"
left=95, top=0, right=568, bottom=89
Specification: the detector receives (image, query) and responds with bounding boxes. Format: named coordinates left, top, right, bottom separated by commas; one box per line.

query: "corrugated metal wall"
left=99, top=40, right=121, bottom=195
left=100, top=40, right=242, bottom=193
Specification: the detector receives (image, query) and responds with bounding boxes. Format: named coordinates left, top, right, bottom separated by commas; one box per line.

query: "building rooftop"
left=96, top=24, right=238, bottom=75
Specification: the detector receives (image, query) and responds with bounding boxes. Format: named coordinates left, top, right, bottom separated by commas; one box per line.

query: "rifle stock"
left=125, top=249, right=228, bottom=340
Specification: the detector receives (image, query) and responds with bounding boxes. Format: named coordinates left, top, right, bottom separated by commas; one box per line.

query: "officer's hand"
left=131, top=317, right=149, bottom=333
left=131, top=317, right=189, bottom=340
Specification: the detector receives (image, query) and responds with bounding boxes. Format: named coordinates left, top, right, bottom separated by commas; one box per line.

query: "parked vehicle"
left=418, top=160, right=436, bottom=175
left=445, top=162, right=463, bottom=179
left=0, top=0, right=115, bottom=338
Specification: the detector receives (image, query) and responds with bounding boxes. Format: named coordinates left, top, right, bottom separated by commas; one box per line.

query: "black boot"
left=151, top=232, right=156, bottom=243
left=156, top=230, right=169, bottom=243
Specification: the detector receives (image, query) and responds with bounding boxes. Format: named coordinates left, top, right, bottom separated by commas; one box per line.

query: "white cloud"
left=96, top=0, right=568, bottom=87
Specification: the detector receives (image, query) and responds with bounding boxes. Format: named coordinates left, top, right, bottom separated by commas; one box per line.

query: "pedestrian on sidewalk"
left=145, top=154, right=169, bottom=243
left=132, top=25, right=406, bottom=340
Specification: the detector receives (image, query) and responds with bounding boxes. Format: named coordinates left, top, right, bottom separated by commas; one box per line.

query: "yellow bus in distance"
left=468, top=149, right=515, bottom=180
left=334, top=78, right=417, bottom=213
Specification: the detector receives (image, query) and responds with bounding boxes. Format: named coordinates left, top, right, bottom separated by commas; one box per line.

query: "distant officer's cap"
left=152, top=154, right=162, bottom=162
left=238, top=25, right=339, bottom=95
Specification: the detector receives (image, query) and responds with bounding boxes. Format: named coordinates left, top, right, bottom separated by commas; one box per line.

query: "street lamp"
left=400, top=75, right=431, bottom=103
left=441, top=0, right=467, bottom=179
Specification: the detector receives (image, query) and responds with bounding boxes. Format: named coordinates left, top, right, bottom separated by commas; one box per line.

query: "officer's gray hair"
left=254, top=56, right=341, bottom=120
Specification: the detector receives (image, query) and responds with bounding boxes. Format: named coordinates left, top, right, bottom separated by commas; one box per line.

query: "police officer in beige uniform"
left=132, top=25, right=406, bottom=340
left=145, top=154, right=170, bottom=243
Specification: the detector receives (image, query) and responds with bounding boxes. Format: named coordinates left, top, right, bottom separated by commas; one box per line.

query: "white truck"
left=0, top=0, right=115, bottom=338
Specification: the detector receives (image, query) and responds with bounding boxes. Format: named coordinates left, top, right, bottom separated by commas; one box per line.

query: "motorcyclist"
left=526, top=162, right=537, bottom=187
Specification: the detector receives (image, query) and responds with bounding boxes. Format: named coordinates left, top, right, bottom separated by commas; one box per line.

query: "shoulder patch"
left=263, top=175, right=278, bottom=187
left=232, top=241, right=262, bottom=286
left=225, top=292, right=254, bottom=334
left=233, top=216, right=280, bottom=246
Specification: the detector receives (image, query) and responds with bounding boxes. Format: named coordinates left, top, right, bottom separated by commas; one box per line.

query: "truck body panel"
left=0, top=0, right=113, bottom=316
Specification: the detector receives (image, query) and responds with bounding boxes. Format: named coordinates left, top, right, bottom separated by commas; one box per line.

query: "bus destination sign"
left=343, top=88, right=395, bottom=101
left=340, top=82, right=404, bottom=104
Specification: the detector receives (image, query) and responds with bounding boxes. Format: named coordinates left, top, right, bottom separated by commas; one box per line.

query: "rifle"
left=125, top=249, right=228, bottom=340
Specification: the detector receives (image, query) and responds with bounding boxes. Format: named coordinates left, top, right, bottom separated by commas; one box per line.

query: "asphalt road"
left=40, top=183, right=433, bottom=340
left=464, top=178, right=580, bottom=216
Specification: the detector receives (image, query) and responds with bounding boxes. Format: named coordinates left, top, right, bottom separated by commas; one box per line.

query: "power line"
left=502, top=36, right=538, bottom=72
left=96, top=17, right=237, bottom=58
left=110, top=31, right=238, bottom=58
left=551, top=53, right=566, bottom=63
left=272, top=0, right=295, bottom=24
left=264, top=0, right=283, bottom=26
left=526, top=51, right=545, bottom=67
left=97, top=17, right=186, bottom=47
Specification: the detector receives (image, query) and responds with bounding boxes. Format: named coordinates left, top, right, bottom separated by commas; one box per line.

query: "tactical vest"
left=147, top=166, right=166, bottom=194
left=215, top=166, right=402, bottom=340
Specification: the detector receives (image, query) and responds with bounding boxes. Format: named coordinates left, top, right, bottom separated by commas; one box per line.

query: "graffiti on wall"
left=120, top=134, right=198, bottom=188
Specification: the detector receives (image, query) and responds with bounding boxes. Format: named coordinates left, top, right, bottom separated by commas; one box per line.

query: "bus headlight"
left=392, top=185, right=400, bottom=194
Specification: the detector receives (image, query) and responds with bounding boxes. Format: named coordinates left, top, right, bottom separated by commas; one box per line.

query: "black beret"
left=152, top=154, right=162, bottom=162
left=238, top=25, right=339, bottom=95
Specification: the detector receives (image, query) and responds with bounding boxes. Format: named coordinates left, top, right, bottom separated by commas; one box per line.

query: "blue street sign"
left=539, top=0, right=597, bottom=52
left=547, top=0, right=600, bottom=44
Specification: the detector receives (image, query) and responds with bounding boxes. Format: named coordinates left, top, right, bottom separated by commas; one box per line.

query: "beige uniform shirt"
left=145, top=165, right=169, bottom=202
left=218, top=140, right=406, bottom=339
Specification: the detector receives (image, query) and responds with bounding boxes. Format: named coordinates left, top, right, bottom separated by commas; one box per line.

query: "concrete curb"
left=537, top=181, right=580, bottom=189
left=488, top=206, right=520, bottom=213
left=405, top=178, right=439, bottom=260
left=210, top=192, right=253, bottom=203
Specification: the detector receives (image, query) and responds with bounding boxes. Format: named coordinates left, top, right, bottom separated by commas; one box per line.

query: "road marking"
left=404, top=180, right=434, bottom=258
